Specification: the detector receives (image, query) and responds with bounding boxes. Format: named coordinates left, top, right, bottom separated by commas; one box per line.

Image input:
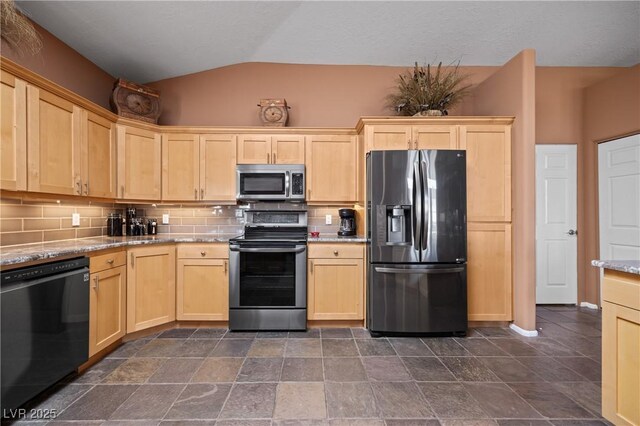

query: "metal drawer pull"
left=93, top=275, right=99, bottom=290
left=375, top=267, right=464, bottom=274
left=229, top=246, right=305, bottom=254
left=106, top=259, right=114, bottom=264
left=333, top=250, right=339, bottom=256
left=200, top=251, right=206, bottom=256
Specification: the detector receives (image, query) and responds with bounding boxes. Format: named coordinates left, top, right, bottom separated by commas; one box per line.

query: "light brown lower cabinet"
left=127, top=245, right=176, bottom=332
left=89, top=251, right=126, bottom=356
left=176, top=244, right=229, bottom=321
left=307, top=244, right=364, bottom=320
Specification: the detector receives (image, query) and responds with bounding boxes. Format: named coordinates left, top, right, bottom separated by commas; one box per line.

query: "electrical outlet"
left=71, top=213, right=80, bottom=227
left=235, top=209, right=244, bottom=218
left=325, top=214, right=332, bottom=225
left=162, top=214, right=170, bottom=224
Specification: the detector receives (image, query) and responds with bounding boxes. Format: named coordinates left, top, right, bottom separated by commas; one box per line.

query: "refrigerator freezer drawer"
left=367, top=263, right=467, bottom=335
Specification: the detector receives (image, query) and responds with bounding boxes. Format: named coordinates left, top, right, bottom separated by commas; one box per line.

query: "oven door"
left=229, top=243, right=306, bottom=309
left=237, top=171, right=288, bottom=200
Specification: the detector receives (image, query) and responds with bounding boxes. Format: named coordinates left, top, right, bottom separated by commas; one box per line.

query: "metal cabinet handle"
left=200, top=251, right=206, bottom=256
left=195, top=189, right=198, bottom=200
left=121, top=185, right=124, bottom=198
left=84, top=182, right=89, bottom=195
left=201, top=188, right=204, bottom=200
left=407, top=139, right=411, bottom=149
left=273, top=152, right=277, bottom=163
left=307, top=189, right=311, bottom=200
left=130, top=252, right=134, bottom=268
left=267, top=153, right=270, bottom=164
left=76, top=180, right=82, bottom=195
left=106, top=259, right=114, bottom=264
left=310, top=260, right=314, bottom=273
left=93, top=275, right=99, bottom=290
left=333, top=250, right=339, bottom=256
left=224, top=260, right=228, bottom=275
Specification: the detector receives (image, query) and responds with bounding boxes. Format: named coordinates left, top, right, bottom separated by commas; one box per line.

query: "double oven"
left=229, top=209, right=308, bottom=331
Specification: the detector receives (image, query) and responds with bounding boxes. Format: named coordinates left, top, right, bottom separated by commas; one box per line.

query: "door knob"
left=566, top=229, right=577, bottom=236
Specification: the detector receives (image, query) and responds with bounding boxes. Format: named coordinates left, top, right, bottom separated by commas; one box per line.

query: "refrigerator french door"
left=367, top=150, right=468, bottom=335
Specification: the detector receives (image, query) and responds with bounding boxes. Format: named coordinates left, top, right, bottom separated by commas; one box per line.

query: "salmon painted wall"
left=1, top=22, right=114, bottom=109
left=581, top=65, right=640, bottom=305
left=469, top=49, right=537, bottom=331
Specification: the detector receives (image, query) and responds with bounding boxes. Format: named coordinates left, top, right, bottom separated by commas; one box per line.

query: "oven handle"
left=229, top=246, right=306, bottom=254
left=375, top=267, right=465, bottom=274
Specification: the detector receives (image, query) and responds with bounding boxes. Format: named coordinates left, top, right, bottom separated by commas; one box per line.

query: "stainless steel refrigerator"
left=367, top=150, right=467, bottom=335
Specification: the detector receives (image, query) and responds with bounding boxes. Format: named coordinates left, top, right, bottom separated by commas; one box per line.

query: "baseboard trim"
left=509, top=323, right=539, bottom=337
left=579, top=301, right=599, bottom=310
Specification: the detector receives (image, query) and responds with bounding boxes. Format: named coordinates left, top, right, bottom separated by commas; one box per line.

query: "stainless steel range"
left=229, top=208, right=307, bottom=331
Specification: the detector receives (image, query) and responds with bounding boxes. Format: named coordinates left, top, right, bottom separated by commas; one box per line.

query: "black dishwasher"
left=1, top=257, right=90, bottom=411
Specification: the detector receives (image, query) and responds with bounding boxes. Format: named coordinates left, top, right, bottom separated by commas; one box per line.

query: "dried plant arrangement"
left=1, top=0, right=42, bottom=56
left=387, top=61, right=471, bottom=116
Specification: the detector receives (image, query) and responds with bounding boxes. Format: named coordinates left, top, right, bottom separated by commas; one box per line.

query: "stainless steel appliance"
left=236, top=164, right=305, bottom=201
left=1, top=257, right=90, bottom=411
left=229, top=208, right=307, bottom=330
left=338, top=208, right=356, bottom=236
left=367, top=150, right=467, bottom=336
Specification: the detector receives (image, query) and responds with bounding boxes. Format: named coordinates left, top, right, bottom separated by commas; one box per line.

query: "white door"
left=598, top=134, right=640, bottom=262
left=535, top=145, right=578, bottom=304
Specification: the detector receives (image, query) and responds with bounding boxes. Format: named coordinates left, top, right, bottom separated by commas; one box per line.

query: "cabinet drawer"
left=602, top=270, right=640, bottom=311
left=90, top=251, right=126, bottom=273
left=177, top=244, right=228, bottom=259
left=308, top=244, right=363, bottom=259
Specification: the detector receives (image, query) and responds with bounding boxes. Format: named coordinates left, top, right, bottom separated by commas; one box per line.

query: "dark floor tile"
left=210, top=339, right=253, bottom=357
left=248, top=339, right=286, bottom=357
left=439, top=420, right=498, bottom=426
left=103, top=358, right=165, bottom=383
left=479, top=357, right=544, bottom=382
left=322, top=339, right=359, bottom=356
left=325, top=382, right=377, bottom=418
left=148, top=358, right=203, bottom=383
left=524, top=338, right=582, bottom=356
left=537, top=310, right=577, bottom=323
left=190, top=328, right=227, bottom=339
left=559, top=335, right=602, bottom=358
left=56, top=384, right=138, bottom=420
left=216, top=421, right=272, bottom=426
left=351, top=327, right=374, bottom=339
left=176, top=339, right=218, bottom=357
left=257, top=331, right=289, bottom=339
left=135, top=339, right=187, bottom=357
left=464, top=383, right=542, bottom=419
left=418, top=382, right=488, bottom=419
left=497, top=421, right=553, bottom=426
left=422, top=338, right=470, bottom=356
left=557, top=322, right=601, bottom=337
left=554, top=357, right=601, bottom=381
left=371, top=382, right=433, bottom=418
left=321, top=328, right=352, bottom=338
left=102, top=421, right=159, bottom=426
left=323, top=357, right=367, bottom=381
left=402, top=357, right=455, bottom=381
left=191, top=357, right=243, bottom=383
left=71, top=357, right=126, bottom=384
left=285, top=338, right=322, bottom=357
left=515, top=357, right=588, bottom=382
left=552, top=382, right=602, bottom=417
left=385, top=420, right=441, bottom=426
left=237, top=357, right=283, bottom=382
left=165, top=383, right=232, bottom=420
left=24, top=383, right=93, bottom=419
left=543, top=305, right=580, bottom=311
left=220, top=383, right=277, bottom=419
left=158, top=328, right=197, bottom=339
left=455, top=338, right=508, bottom=356
left=535, top=323, right=581, bottom=340
left=550, top=421, right=609, bottom=426
left=440, top=357, right=499, bottom=382
left=356, top=339, right=396, bottom=356
left=224, top=331, right=257, bottom=339
left=109, top=384, right=184, bottom=420
left=288, top=329, right=320, bottom=338
left=106, top=339, right=150, bottom=358
left=281, top=357, right=323, bottom=381
left=510, top=382, right=595, bottom=418
left=160, top=421, right=217, bottom=426
left=362, top=356, right=412, bottom=381
left=389, top=338, right=435, bottom=356
left=274, top=382, right=326, bottom=420
left=556, top=310, right=601, bottom=324
left=489, top=339, right=543, bottom=356
left=475, top=327, right=515, bottom=337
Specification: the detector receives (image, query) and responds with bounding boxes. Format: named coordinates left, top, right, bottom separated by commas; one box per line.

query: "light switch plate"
left=162, top=214, right=170, bottom=224
left=71, top=213, right=80, bottom=227
left=325, top=214, right=332, bottom=225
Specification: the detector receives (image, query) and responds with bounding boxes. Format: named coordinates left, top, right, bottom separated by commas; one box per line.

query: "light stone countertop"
left=307, top=234, right=367, bottom=243
left=591, top=260, right=640, bottom=275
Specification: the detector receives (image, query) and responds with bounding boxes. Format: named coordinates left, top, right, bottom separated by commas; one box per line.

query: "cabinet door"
left=200, top=134, right=236, bottom=201
left=89, top=265, right=126, bottom=356
left=306, top=135, right=357, bottom=202
left=602, top=300, right=640, bottom=426
left=467, top=222, right=512, bottom=321
left=117, top=125, right=161, bottom=200
left=413, top=125, right=458, bottom=150
left=460, top=125, right=512, bottom=222
left=237, top=134, right=271, bottom=164
left=177, top=258, right=229, bottom=320
left=364, top=125, right=412, bottom=151
left=0, top=71, right=27, bottom=191
left=84, top=111, right=116, bottom=198
left=27, top=86, right=82, bottom=195
left=162, top=133, right=200, bottom=201
left=308, top=258, right=364, bottom=320
left=127, top=246, right=176, bottom=332
left=272, top=135, right=305, bottom=164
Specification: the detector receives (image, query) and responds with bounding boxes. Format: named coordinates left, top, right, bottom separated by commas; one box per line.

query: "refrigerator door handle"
left=420, top=157, right=429, bottom=254
left=413, top=160, right=422, bottom=252
left=375, top=267, right=465, bottom=274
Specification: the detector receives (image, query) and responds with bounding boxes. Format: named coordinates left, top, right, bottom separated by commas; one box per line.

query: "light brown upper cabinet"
left=117, top=124, right=161, bottom=200
left=0, top=71, right=27, bottom=191
left=82, top=111, right=116, bottom=198
left=306, top=135, right=357, bottom=203
left=459, top=125, right=512, bottom=222
left=162, top=133, right=200, bottom=200
left=237, top=134, right=305, bottom=164
left=200, top=134, right=236, bottom=201
left=364, top=124, right=458, bottom=151
left=27, top=85, right=82, bottom=195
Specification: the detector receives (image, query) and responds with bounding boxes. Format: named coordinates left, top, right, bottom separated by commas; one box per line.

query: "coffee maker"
left=338, top=208, right=356, bottom=236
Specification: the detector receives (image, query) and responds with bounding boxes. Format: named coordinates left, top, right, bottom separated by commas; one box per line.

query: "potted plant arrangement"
left=387, top=61, right=471, bottom=116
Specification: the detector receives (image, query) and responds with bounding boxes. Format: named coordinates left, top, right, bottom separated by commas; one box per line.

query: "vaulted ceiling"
left=16, top=1, right=640, bottom=83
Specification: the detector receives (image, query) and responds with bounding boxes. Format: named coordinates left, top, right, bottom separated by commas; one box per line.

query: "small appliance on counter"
left=338, top=208, right=356, bottom=236
left=106, top=212, right=123, bottom=236
left=147, top=218, right=158, bottom=235
left=125, top=208, right=137, bottom=236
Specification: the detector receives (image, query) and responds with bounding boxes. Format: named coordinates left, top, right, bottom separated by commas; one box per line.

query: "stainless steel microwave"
left=236, top=164, right=305, bottom=201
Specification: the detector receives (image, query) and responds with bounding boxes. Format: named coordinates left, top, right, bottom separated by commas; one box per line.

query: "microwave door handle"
left=285, top=171, right=290, bottom=198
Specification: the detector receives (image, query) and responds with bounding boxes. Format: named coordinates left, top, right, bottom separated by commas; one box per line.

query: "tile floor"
left=9, top=305, right=607, bottom=425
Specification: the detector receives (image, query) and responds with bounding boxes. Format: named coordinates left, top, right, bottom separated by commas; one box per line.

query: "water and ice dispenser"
left=386, top=205, right=411, bottom=244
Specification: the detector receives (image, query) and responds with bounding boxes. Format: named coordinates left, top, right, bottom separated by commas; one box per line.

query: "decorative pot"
left=413, top=110, right=444, bottom=117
